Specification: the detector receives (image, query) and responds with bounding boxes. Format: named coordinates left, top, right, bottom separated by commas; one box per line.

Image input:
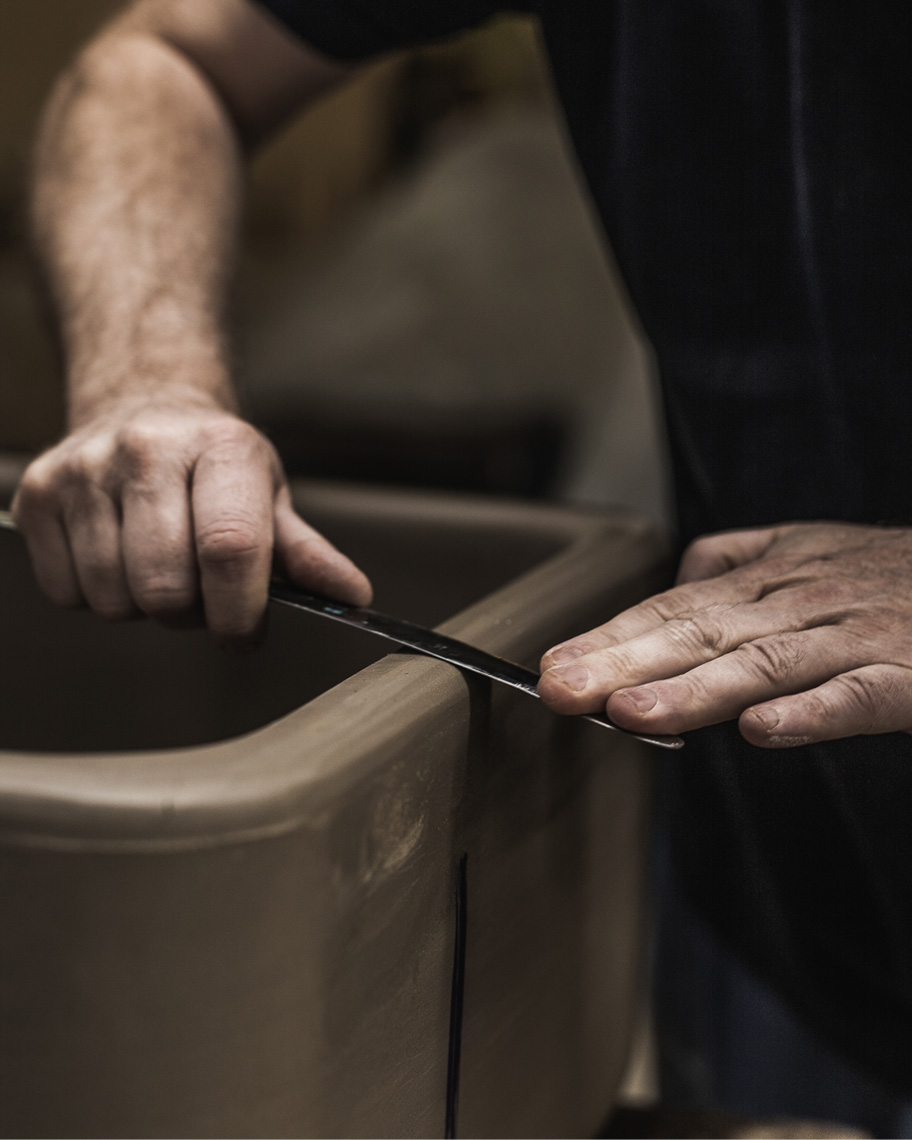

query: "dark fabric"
left=653, top=798, right=912, bottom=1138
left=542, top=2, right=912, bottom=540
left=254, top=0, right=912, bottom=1095
left=252, top=0, right=531, bottom=60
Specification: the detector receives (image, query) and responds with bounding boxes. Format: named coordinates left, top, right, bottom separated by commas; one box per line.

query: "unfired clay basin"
left=0, top=469, right=667, bottom=1139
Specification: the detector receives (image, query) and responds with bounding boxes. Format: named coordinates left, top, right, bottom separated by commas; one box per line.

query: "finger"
left=121, top=475, right=200, bottom=622
left=540, top=560, right=782, bottom=672
left=676, top=526, right=781, bottom=585
left=65, top=492, right=137, bottom=620
left=603, top=627, right=865, bottom=735
left=191, top=444, right=275, bottom=643
left=739, top=664, right=912, bottom=748
left=12, top=490, right=83, bottom=608
left=538, top=594, right=811, bottom=715
left=273, top=488, right=373, bottom=606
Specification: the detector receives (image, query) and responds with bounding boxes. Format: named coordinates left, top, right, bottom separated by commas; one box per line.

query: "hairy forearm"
left=32, top=28, right=243, bottom=427
left=16, top=1, right=371, bottom=636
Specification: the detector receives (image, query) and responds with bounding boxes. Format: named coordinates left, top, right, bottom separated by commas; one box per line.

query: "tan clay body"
left=0, top=473, right=667, bottom=1138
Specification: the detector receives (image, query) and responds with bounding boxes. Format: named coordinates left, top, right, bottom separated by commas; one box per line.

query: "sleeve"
left=251, top=0, right=534, bottom=62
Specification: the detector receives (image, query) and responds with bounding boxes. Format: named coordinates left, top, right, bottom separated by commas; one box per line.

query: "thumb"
left=676, top=526, right=780, bottom=585
left=273, top=491, right=373, bottom=607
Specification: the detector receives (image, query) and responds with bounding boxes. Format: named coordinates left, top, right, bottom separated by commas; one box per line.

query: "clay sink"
left=0, top=469, right=667, bottom=1139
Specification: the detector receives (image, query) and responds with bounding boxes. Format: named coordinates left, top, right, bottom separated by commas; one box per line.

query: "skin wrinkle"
left=756, top=574, right=825, bottom=600
left=844, top=672, right=890, bottom=733
left=539, top=521, right=912, bottom=746
left=663, top=614, right=729, bottom=656
left=733, top=634, right=806, bottom=686
left=18, top=8, right=388, bottom=650
left=15, top=1, right=912, bottom=746
left=612, top=630, right=855, bottom=734
left=793, top=675, right=877, bottom=736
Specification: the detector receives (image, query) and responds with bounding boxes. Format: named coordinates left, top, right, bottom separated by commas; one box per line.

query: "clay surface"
left=0, top=471, right=668, bottom=1138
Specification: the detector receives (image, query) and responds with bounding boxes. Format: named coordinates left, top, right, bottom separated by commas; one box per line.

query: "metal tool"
left=268, top=581, right=682, bottom=748
left=0, top=509, right=683, bottom=750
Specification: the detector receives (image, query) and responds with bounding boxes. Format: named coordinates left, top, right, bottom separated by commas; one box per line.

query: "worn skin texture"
left=538, top=522, right=912, bottom=749
left=13, top=0, right=371, bottom=648
left=16, top=0, right=912, bottom=752
left=14, top=401, right=370, bottom=641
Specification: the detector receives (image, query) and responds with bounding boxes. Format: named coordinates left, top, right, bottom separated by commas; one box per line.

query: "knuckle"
left=599, top=642, right=637, bottom=676
left=735, top=636, right=804, bottom=684
left=640, top=592, right=683, bottom=624
left=200, top=417, right=266, bottom=456
left=15, top=468, right=59, bottom=517
left=565, top=638, right=600, bottom=657
left=665, top=613, right=725, bottom=656
left=541, top=639, right=598, bottom=668
left=670, top=671, right=712, bottom=709
left=64, top=439, right=111, bottom=486
left=797, top=690, right=831, bottom=726
left=197, top=522, right=263, bottom=567
left=115, top=420, right=166, bottom=477
left=832, top=672, right=884, bottom=730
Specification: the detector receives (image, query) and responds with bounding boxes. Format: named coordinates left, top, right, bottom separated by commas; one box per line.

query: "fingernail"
left=548, top=663, right=590, bottom=692
left=620, top=687, right=657, bottom=713
left=746, top=708, right=811, bottom=748
left=545, top=645, right=584, bottom=667
left=750, top=706, right=780, bottom=733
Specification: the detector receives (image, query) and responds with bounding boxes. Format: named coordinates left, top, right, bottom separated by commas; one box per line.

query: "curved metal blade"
left=0, top=510, right=683, bottom=749
left=268, top=581, right=684, bottom=750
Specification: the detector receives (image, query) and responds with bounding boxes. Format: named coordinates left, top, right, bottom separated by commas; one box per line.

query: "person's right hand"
left=11, top=399, right=373, bottom=646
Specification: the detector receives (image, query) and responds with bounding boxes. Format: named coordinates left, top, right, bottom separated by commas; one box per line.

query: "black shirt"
left=254, top=0, right=912, bottom=1093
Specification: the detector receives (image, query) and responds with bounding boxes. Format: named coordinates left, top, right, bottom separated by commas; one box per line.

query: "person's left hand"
left=537, top=521, right=912, bottom=747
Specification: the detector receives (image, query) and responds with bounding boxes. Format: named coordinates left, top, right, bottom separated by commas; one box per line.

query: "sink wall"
left=0, top=473, right=668, bottom=1138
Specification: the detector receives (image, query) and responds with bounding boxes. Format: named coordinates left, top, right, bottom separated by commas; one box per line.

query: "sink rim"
left=0, top=480, right=664, bottom=849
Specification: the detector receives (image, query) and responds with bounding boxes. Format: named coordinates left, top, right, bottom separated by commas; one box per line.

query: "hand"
left=538, top=522, right=912, bottom=747
left=12, top=400, right=372, bottom=644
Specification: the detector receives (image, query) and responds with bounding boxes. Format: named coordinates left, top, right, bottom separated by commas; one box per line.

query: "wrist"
left=67, top=360, right=237, bottom=430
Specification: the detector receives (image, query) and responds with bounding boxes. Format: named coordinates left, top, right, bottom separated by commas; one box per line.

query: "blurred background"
left=0, top=1, right=669, bottom=522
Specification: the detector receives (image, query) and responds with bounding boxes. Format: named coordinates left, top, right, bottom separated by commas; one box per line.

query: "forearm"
left=17, top=1, right=371, bottom=635
left=32, top=25, right=242, bottom=427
